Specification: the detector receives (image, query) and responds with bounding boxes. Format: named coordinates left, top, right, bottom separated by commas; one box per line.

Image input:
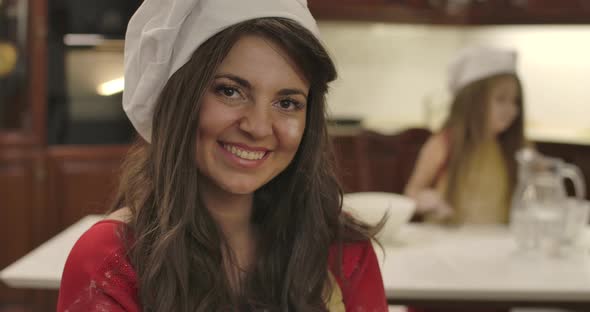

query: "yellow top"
left=435, top=139, right=510, bottom=224
left=324, top=271, right=345, bottom=311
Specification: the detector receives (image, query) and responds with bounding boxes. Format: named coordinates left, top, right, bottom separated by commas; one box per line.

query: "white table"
left=0, top=215, right=104, bottom=289
left=379, top=224, right=590, bottom=309
left=2, top=216, right=590, bottom=309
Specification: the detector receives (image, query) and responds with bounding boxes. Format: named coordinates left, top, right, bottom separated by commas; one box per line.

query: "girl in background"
left=405, top=46, right=526, bottom=225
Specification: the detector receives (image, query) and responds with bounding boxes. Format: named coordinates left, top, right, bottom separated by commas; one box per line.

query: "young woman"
left=405, top=46, right=526, bottom=225
left=57, top=1, right=387, bottom=311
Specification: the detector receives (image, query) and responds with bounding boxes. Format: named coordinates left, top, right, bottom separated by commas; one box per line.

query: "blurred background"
left=1, top=0, right=590, bottom=311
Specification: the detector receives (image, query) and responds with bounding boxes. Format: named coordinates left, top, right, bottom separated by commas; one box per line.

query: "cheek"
left=276, top=117, right=306, bottom=151
left=500, top=105, right=517, bottom=122
left=198, top=98, right=238, bottom=137
left=195, top=99, right=234, bottom=161
left=510, top=105, right=519, bottom=119
left=490, top=103, right=504, bottom=120
left=496, top=107, right=506, bottom=121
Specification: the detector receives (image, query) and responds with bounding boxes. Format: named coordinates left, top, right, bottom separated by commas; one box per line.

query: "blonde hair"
left=442, top=73, right=525, bottom=222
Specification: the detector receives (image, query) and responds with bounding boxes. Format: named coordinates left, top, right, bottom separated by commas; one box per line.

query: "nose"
left=238, top=103, right=273, bottom=139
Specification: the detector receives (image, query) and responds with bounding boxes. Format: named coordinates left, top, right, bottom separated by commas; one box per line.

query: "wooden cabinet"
left=331, top=128, right=431, bottom=194
left=331, top=130, right=590, bottom=200
left=46, top=145, right=128, bottom=231
left=371, top=128, right=430, bottom=193
left=0, top=149, right=37, bottom=306
left=332, top=134, right=370, bottom=192
left=2, top=0, right=134, bottom=310
left=309, top=0, right=456, bottom=24
left=309, top=0, right=590, bottom=24
left=0, top=0, right=50, bottom=310
left=0, top=145, right=127, bottom=311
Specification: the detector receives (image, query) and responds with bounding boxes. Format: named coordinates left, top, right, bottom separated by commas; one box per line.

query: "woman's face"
left=196, top=35, right=309, bottom=195
left=487, top=75, right=520, bottom=136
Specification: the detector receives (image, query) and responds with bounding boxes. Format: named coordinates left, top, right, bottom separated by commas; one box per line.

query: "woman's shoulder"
left=73, top=219, right=127, bottom=252
left=328, top=240, right=387, bottom=310
left=105, top=207, right=133, bottom=223
left=68, top=207, right=132, bottom=257
left=58, top=218, right=139, bottom=311
left=329, top=239, right=378, bottom=280
left=61, top=218, right=134, bottom=284
left=63, top=208, right=135, bottom=276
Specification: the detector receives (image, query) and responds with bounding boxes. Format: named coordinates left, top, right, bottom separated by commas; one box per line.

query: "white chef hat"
left=122, top=0, right=321, bottom=142
left=448, top=45, right=518, bottom=94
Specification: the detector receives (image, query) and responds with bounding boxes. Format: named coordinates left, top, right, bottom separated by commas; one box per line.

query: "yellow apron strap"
left=324, top=271, right=345, bottom=312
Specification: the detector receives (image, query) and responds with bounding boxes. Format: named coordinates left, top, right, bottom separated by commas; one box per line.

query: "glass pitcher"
left=510, top=148, right=586, bottom=255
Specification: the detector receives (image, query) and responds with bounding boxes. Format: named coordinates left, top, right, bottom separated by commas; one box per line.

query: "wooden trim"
left=469, top=8, right=590, bottom=25
left=0, top=0, right=47, bottom=148
left=353, top=133, right=371, bottom=192
left=310, top=1, right=590, bottom=25
left=47, top=144, right=130, bottom=158
left=0, top=131, right=36, bottom=147
left=0, top=146, right=39, bottom=306
left=310, top=3, right=468, bottom=24
left=46, top=144, right=129, bottom=230
left=29, top=149, right=49, bottom=247
left=388, top=298, right=590, bottom=310
left=28, top=0, right=47, bottom=146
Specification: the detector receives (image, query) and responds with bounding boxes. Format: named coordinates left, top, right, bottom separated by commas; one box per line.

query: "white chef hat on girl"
left=448, top=45, right=518, bottom=94
left=122, top=0, right=321, bottom=142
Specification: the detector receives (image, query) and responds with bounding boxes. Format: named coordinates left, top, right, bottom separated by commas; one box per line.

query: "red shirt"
left=57, top=220, right=387, bottom=311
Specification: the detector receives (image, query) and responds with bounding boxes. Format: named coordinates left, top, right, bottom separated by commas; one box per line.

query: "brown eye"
left=275, top=98, right=304, bottom=112
left=279, top=100, right=294, bottom=109
left=222, top=87, right=236, bottom=97
left=214, top=85, right=243, bottom=100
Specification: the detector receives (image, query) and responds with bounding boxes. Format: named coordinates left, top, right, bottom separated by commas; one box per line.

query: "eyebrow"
left=214, top=73, right=308, bottom=98
left=214, top=74, right=252, bottom=89
left=277, top=88, right=308, bottom=98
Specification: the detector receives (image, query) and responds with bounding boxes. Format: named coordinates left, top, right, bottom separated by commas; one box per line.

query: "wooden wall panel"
left=362, top=131, right=400, bottom=193
left=309, top=0, right=590, bottom=24
left=364, top=128, right=431, bottom=194
left=47, top=146, right=128, bottom=230
left=331, top=131, right=590, bottom=200
left=331, top=135, right=369, bottom=193
left=339, top=128, right=431, bottom=194
left=0, top=149, right=36, bottom=307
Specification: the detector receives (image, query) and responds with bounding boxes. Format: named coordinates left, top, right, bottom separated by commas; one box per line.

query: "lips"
left=219, top=142, right=270, bottom=161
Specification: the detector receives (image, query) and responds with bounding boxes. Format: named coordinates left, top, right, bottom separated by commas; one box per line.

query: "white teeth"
left=223, top=144, right=265, bottom=160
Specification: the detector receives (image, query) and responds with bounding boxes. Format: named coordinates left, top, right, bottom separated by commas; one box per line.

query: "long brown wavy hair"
left=112, top=18, right=380, bottom=311
left=442, top=73, right=526, bottom=222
